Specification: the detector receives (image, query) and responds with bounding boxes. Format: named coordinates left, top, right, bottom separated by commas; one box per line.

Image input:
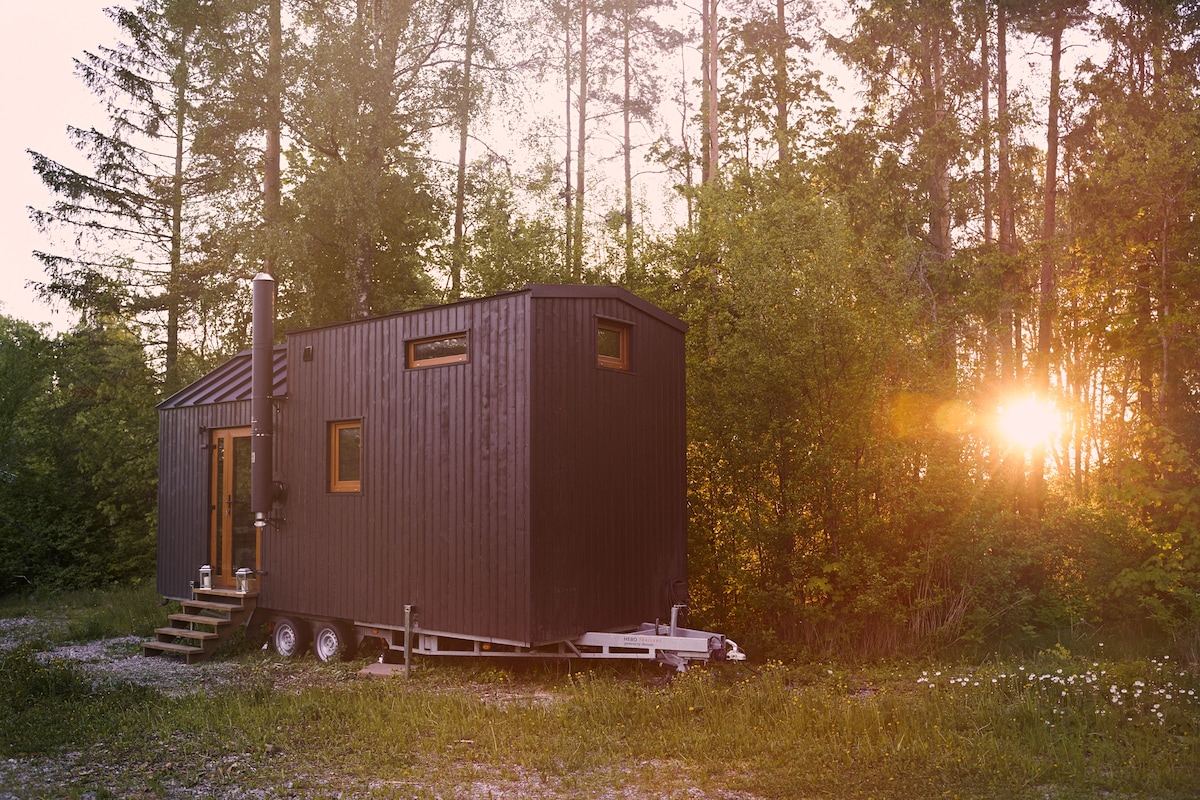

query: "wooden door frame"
left=209, top=426, right=254, bottom=588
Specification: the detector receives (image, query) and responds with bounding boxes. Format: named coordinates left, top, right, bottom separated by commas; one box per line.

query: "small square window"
left=407, top=332, right=469, bottom=368
left=330, top=420, right=361, bottom=492
left=597, top=319, right=629, bottom=370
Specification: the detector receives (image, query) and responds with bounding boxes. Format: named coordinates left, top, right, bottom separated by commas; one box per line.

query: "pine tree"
left=28, top=0, right=221, bottom=391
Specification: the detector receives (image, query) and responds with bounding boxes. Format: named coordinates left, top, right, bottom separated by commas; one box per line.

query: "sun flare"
left=996, top=395, right=1062, bottom=450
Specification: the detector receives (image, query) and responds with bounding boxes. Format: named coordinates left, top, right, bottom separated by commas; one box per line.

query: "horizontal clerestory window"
left=406, top=332, right=469, bottom=368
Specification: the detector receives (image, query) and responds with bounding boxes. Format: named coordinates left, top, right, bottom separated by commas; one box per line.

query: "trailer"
left=144, top=279, right=742, bottom=670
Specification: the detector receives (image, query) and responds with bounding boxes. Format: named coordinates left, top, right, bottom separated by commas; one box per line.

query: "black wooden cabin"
left=156, top=285, right=688, bottom=648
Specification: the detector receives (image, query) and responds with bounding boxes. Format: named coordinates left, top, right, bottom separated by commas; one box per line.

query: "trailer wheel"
left=313, top=620, right=355, bottom=663
left=271, top=617, right=309, bottom=659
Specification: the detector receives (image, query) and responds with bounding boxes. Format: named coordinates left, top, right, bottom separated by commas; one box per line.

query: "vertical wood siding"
left=269, top=294, right=532, bottom=643
left=156, top=400, right=252, bottom=599
left=159, top=288, right=685, bottom=646
left=528, top=294, right=687, bottom=643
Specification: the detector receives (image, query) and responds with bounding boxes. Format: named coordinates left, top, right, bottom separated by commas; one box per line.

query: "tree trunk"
left=701, top=0, right=718, bottom=185
left=347, top=0, right=406, bottom=319
left=564, top=0, right=573, bottom=274
left=1031, top=11, right=1063, bottom=515
left=922, top=21, right=954, bottom=375
left=451, top=0, right=478, bottom=301
left=622, top=0, right=634, bottom=279
left=573, top=0, right=587, bottom=282
left=773, top=0, right=789, bottom=170
left=997, top=4, right=1016, bottom=384
left=678, top=46, right=695, bottom=229
left=352, top=230, right=372, bottom=318
left=981, top=7, right=992, bottom=245
left=265, top=0, right=281, bottom=277
left=166, top=26, right=190, bottom=393
left=926, top=26, right=951, bottom=264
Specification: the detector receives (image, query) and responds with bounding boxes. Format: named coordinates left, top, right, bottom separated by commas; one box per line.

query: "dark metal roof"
left=158, top=344, right=288, bottom=410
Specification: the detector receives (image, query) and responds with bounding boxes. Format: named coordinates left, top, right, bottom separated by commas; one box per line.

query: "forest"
left=0, top=0, right=1197, bottom=662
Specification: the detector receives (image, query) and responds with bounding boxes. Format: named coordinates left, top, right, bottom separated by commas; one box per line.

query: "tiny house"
left=147, top=282, right=740, bottom=668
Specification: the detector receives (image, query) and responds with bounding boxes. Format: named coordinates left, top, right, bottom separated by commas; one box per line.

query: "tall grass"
left=0, top=583, right=169, bottom=644
left=113, top=652, right=1197, bottom=798
left=2, top=585, right=1197, bottom=797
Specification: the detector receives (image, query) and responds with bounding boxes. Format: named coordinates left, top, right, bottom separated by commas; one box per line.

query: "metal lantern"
left=235, top=567, right=253, bottom=594
left=199, top=564, right=213, bottom=589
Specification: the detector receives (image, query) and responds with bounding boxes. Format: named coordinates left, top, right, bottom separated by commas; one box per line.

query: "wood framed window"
left=596, top=319, right=630, bottom=371
left=329, top=420, right=362, bottom=492
left=407, top=332, right=469, bottom=368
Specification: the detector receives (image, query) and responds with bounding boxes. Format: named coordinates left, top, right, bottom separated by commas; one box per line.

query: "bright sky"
left=0, top=1, right=112, bottom=330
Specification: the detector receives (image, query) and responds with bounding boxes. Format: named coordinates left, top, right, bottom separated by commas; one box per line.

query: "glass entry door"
left=209, top=427, right=256, bottom=588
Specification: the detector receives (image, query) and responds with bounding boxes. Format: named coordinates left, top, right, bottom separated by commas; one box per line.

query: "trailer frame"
left=349, top=604, right=744, bottom=673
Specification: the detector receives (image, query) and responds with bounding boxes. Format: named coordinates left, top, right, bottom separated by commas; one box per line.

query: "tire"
left=271, top=617, right=310, bottom=659
left=313, top=620, right=356, bottom=663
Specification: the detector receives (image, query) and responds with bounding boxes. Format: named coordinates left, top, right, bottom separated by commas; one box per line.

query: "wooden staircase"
left=142, top=587, right=258, bottom=664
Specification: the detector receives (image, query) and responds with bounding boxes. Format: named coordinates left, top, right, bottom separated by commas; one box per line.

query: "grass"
left=0, top=582, right=172, bottom=645
left=2, top=587, right=1198, bottom=798
left=0, top=644, right=156, bottom=756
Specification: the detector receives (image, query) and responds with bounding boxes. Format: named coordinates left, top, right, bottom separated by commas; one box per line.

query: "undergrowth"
left=2, top=586, right=1198, bottom=798
left=6, top=650, right=1194, bottom=798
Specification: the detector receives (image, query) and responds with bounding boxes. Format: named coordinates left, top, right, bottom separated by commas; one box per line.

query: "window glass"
left=597, top=320, right=629, bottom=370
left=598, top=327, right=622, bottom=360
left=408, top=333, right=468, bottom=367
left=330, top=421, right=361, bottom=492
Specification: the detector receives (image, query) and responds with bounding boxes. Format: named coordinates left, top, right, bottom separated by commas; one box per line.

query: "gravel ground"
left=42, top=634, right=246, bottom=696
left=0, top=616, right=39, bottom=646
left=1, top=615, right=244, bottom=696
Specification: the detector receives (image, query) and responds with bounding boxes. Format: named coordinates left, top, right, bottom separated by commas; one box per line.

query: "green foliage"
left=273, top=0, right=457, bottom=323
left=0, top=318, right=51, bottom=471
left=676, top=171, right=970, bottom=657
left=280, top=154, right=443, bottom=326
left=1104, top=426, right=1200, bottom=660
left=26, top=0, right=241, bottom=391
left=0, top=318, right=158, bottom=594
left=460, top=156, right=573, bottom=295
left=13, top=0, right=1200, bottom=664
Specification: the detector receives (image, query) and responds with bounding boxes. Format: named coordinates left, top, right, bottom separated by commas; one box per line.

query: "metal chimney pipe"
left=251, top=272, right=276, bottom=519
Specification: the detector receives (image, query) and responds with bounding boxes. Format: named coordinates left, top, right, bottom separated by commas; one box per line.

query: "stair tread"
left=143, top=587, right=257, bottom=663
left=193, top=588, right=258, bottom=599
left=155, top=626, right=219, bottom=641
left=181, top=599, right=238, bottom=612
left=142, top=640, right=205, bottom=654
left=169, top=613, right=234, bottom=626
